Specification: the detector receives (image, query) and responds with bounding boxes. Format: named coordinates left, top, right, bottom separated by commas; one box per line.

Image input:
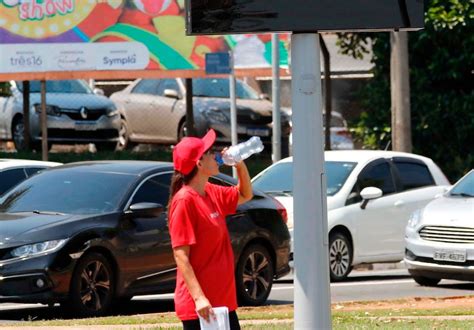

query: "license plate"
left=433, top=249, right=466, bottom=263
left=247, top=128, right=270, bottom=137
left=75, top=121, right=97, bottom=131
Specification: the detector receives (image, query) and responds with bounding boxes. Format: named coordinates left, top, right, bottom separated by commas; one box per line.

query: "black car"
left=0, top=161, right=290, bottom=317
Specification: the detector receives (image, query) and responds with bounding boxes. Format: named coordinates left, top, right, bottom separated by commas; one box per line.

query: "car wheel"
left=236, top=244, right=274, bottom=306
left=329, top=232, right=353, bottom=281
left=116, top=118, right=135, bottom=151
left=178, top=120, right=187, bottom=141
left=412, top=275, right=441, bottom=287
left=12, top=118, right=27, bottom=151
left=95, top=142, right=118, bottom=152
left=65, top=252, right=115, bottom=317
left=281, top=136, right=290, bottom=158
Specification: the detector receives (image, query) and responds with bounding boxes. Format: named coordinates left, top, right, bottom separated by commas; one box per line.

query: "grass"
left=5, top=302, right=474, bottom=329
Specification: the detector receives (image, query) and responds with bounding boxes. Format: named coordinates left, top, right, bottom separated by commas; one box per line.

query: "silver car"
left=0, top=80, right=120, bottom=151
left=111, top=78, right=292, bottom=152
left=405, top=169, right=474, bottom=286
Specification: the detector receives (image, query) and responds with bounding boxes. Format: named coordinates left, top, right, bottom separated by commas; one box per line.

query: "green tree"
left=338, top=0, right=473, bottom=181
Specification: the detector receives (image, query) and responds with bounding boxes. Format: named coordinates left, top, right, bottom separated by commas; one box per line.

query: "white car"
left=252, top=150, right=450, bottom=281
left=0, top=159, right=61, bottom=196
left=0, top=80, right=120, bottom=151
left=404, top=169, right=474, bottom=286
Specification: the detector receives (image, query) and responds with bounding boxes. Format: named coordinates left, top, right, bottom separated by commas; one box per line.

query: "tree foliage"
left=337, top=0, right=473, bottom=181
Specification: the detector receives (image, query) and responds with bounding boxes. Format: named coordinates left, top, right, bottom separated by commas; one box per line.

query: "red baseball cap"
left=173, top=129, right=216, bottom=175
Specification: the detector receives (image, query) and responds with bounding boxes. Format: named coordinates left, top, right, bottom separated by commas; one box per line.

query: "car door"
left=120, top=172, right=176, bottom=291
left=150, top=78, right=185, bottom=142
left=122, top=79, right=162, bottom=139
left=0, top=83, right=14, bottom=138
left=389, top=157, right=443, bottom=255
left=346, top=159, right=404, bottom=259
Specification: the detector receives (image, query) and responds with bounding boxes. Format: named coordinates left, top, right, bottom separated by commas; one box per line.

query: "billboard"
left=0, top=0, right=288, bottom=74
left=186, top=0, right=424, bottom=35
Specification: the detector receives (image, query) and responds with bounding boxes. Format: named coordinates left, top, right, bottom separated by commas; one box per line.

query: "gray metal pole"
left=185, top=78, right=196, bottom=137
left=292, top=33, right=332, bottom=329
left=40, top=80, right=48, bottom=161
left=390, top=31, right=412, bottom=152
left=229, top=51, right=237, bottom=178
left=22, top=81, right=30, bottom=150
left=272, top=34, right=281, bottom=162
left=319, top=35, right=332, bottom=151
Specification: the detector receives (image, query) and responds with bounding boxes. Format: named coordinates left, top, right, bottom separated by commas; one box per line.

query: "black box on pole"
left=185, top=0, right=423, bottom=35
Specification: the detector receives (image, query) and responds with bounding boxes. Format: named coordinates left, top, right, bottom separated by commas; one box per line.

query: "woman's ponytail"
left=168, top=167, right=198, bottom=211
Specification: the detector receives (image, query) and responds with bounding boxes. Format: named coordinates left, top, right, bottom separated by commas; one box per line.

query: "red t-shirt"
left=169, top=182, right=239, bottom=321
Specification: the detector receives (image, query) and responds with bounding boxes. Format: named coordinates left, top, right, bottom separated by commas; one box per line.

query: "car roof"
left=55, top=160, right=174, bottom=176
left=276, top=150, right=432, bottom=164
left=0, top=159, right=62, bottom=170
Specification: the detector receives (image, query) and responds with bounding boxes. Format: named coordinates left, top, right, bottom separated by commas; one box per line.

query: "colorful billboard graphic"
left=0, top=0, right=288, bottom=73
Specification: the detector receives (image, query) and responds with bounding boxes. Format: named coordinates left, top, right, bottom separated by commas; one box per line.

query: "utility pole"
left=390, top=31, right=412, bottom=152
left=292, top=33, right=332, bottom=330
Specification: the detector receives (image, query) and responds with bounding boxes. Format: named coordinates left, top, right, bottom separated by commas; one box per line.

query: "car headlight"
left=34, top=104, right=61, bottom=117
left=106, top=105, right=119, bottom=117
left=204, top=108, right=228, bottom=123
left=408, top=209, right=423, bottom=228
left=10, top=239, right=68, bottom=258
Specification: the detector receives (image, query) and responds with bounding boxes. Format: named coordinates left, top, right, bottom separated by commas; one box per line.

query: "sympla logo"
left=80, top=107, right=88, bottom=119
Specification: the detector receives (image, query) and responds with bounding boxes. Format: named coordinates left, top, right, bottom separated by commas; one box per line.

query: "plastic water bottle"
left=216, top=136, right=264, bottom=166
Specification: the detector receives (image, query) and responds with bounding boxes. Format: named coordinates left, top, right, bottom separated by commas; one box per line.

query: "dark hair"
left=167, top=166, right=199, bottom=211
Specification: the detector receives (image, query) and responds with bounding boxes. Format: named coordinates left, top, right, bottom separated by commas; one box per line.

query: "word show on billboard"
left=7, top=0, right=74, bottom=21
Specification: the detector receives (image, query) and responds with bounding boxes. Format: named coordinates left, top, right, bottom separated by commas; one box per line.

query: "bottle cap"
left=215, top=153, right=224, bottom=166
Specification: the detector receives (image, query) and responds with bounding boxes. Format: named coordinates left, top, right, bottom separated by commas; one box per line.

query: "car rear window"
left=394, top=161, right=434, bottom=191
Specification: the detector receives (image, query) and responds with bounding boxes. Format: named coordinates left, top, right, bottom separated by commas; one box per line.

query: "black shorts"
left=182, top=310, right=240, bottom=330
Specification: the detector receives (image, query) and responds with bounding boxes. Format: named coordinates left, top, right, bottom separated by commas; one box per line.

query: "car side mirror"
left=127, top=202, right=164, bottom=218
left=259, top=93, right=270, bottom=100
left=93, top=88, right=105, bottom=96
left=360, top=187, right=383, bottom=210
left=164, top=89, right=180, bottom=99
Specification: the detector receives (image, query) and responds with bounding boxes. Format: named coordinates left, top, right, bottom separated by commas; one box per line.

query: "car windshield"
left=252, top=161, right=357, bottom=196
left=0, top=170, right=136, bottom=215
left=16, top=80, right=92, bottom=94
left=192, top=78, right=259, bottom=99
left=450, top=171, right=474, bottom=197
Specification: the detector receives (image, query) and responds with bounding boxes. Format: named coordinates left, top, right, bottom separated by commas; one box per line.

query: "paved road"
left=268, top=268, right=474, bottom=304
left=1, top=268, right=474, bottom=323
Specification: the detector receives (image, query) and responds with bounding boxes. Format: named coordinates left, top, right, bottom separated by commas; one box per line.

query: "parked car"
left=286, top=109, right=354, bottom=150
left=0, top=159, right=61, bottom=196
left=110, top=78, right=292, bottom=153
left=0, top=80, right=120, bottom=151
left=252, top=150, right=450, bottom=281
left=404, top=169, right=474, bottom=286
left=0, top=161, right=290, bottom=316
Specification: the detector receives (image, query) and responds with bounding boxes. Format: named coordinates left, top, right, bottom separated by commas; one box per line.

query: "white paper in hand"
left=198, top=306, right=230, bottom=330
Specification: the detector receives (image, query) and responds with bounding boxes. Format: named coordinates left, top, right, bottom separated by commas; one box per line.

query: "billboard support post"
left=40, top=80, right=48, bottom=161
left=229, top=51, right=238, bottom=178
left=272, top=34, right=281, bottom=162
left=292, top=33, right=332, bottom=329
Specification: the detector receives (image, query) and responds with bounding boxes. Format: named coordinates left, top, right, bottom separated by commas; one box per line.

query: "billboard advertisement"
left=186, top=0, right=424, bottom=35
left=0, top=0, right=289, bottom=74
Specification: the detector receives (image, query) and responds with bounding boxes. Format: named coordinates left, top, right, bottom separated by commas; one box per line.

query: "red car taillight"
left=271, top=196, right=288, bottom=224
